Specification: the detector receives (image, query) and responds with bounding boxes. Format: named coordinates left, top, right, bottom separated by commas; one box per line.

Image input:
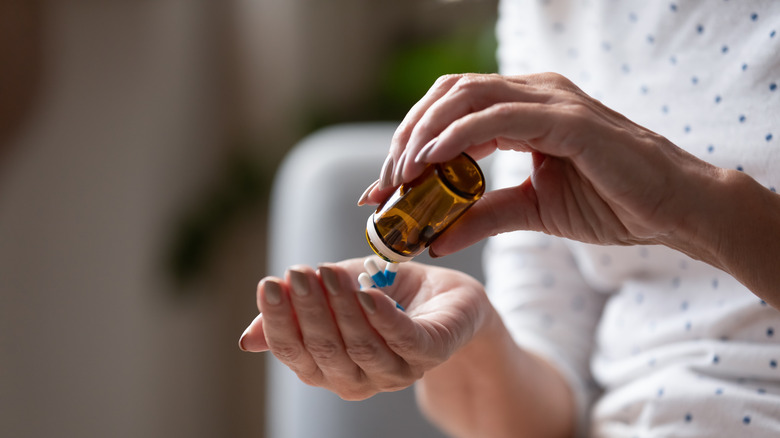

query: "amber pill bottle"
left=365, top=153, right=486, bottom=263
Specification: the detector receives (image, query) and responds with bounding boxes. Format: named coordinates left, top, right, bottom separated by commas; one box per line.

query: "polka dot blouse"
left=488, top=1, right=780, bottom=437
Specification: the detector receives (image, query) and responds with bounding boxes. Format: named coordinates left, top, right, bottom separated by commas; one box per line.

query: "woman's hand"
left=358, top=72, right=723, bottom=258
left=358, top=71, right=780, bottom=308
left=239, top=257, right=490, bottom=400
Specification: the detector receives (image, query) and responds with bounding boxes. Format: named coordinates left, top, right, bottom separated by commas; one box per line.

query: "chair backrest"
left=266, top=123, right=488, bottom=438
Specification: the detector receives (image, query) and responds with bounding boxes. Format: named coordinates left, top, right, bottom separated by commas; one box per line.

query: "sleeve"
left=482, top=151, right=606, bottom=436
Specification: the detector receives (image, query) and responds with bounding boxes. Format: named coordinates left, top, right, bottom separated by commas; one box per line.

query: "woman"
left=241, top=2, right=780, bottom=436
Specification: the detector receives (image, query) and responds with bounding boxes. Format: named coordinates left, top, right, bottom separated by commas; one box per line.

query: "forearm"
left=415, top=306, right=576, bottom=438
left=667, top=167, right=780, bottom=308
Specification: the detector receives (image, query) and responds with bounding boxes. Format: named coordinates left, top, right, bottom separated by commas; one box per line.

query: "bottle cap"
left=365, top=214, right=414, bottom=263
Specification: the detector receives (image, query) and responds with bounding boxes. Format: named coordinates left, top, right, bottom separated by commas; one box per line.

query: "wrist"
left=660, top=164, right=732, bottom=270
left=663, top=166, right=780, bottom=300
left=454, top=302, right=513, bottom=364
left=419, top=300, right=576, bottom=438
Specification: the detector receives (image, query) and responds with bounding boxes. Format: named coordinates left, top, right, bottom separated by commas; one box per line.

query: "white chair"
left=266, top=123, right=488, bottom=438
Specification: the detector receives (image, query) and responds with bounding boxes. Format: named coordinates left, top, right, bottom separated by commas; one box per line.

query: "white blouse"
left=488, top=1, right=780, bottom=436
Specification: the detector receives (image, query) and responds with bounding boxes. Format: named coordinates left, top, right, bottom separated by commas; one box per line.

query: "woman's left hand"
left=239, top=257, right=490, bottom=401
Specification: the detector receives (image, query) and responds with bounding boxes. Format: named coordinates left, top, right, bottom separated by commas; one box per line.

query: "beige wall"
left=0, top=1, right=497, bottom=437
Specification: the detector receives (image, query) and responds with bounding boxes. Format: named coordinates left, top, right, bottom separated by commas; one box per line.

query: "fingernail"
left=289, top=270, right=310, bottom=297
left=357, top=291, right=376, bottom=314
left=318, top=265, right=341, bottom=296
left=379, top=155, right=394, bottom=190
left=264, top=279, right=282, bottom=305
left=415, top=138, right=437, bottom=163
left=428, top=247, right=441, bottom=259
left=357, top=179, right=380, bottom=206
left=238, top=328, right=249, bottom=351
left=392, top=152, right=407, bottom=187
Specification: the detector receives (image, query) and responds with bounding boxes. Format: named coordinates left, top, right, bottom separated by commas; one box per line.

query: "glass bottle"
left=365, top=153, right=485, bottom=263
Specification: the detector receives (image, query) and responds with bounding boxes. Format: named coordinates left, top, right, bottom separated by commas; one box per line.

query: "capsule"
left=365, top=153, right=485, bottom=263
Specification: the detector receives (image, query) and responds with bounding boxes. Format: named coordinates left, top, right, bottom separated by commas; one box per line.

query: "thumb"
left=429, top=177, right=541, bottom=257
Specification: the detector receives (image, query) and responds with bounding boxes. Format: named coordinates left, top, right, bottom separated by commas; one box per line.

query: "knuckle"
left=561, top=102, right=594, bottom=129
left=271, top=342, right=305, bottom=363
left=385, top=333, right=418, bottom=356
left=296, top=303, right=328, bottom=320
left=541, top=71, right=566, bottom=82
left=489, top=102, right=520, bottom=119
left=435, top=73, right=464, bottom=87
left=294, top=371, right=319, bottom=387
left=538, top=71, right=574, bottom=88
left=391, top=124, right=411, bottom=149
left=414, top=114, right=434, bottom=132
left=451, top=74, right=487, bottom=94
left=344, top=339, right=381, bottom=363
left=303, top=338, right=342, bottom=361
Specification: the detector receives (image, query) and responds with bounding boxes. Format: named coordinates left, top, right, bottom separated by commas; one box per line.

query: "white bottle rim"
left=365, top=214, right=414, bottom=263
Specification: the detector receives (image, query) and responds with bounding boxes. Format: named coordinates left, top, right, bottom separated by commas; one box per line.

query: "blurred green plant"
left=304, top=23, right=497, bottom=130
left=376, top=24, right=498, bottom=118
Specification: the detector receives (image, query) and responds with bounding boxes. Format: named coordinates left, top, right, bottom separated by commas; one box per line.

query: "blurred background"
left=0, top=0, right=497, bottom=437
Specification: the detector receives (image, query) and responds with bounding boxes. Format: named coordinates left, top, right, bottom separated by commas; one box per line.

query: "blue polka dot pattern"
left=494, top=1, right=780, bottom=435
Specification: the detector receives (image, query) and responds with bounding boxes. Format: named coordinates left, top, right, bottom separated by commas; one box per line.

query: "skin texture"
left=245, top=73, right=780, bottom=438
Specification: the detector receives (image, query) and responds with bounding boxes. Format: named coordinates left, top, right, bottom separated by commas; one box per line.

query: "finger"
left=378, top=153, right=395, bottom=191
left=239, top=313, right=267, bottom=352
left=357, top=179, right=379, bottom=206
left=259, top=277, right=323, bottom=383
left=285, top=267, right=362, bottom=381
left=400, top=77, right=552, bottom=182
left=429, top=179, right=542, bottom=257
left=358, top=176, right=398, bottom=207
left=381, top=74, right=465, bottom=190
left=419, top=102, right=560, bottom=166
left=356, top=288, right=436, bottom=372
left=318, top=265, right=412, bottom=384
left=427, top=98, right=666, bottom=205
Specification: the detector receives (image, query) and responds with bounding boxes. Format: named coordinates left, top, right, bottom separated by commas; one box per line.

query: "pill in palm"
left=358, top=272, right=376, bottom=290
left=357, top=271, right=405, bottom=312
left=384, top=262, right=399, bottom=286
left=363, top=258, right=388, bottom=287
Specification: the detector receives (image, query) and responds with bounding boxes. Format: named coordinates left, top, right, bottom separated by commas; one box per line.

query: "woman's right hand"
left=239, top=257, right=491, bottom=401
